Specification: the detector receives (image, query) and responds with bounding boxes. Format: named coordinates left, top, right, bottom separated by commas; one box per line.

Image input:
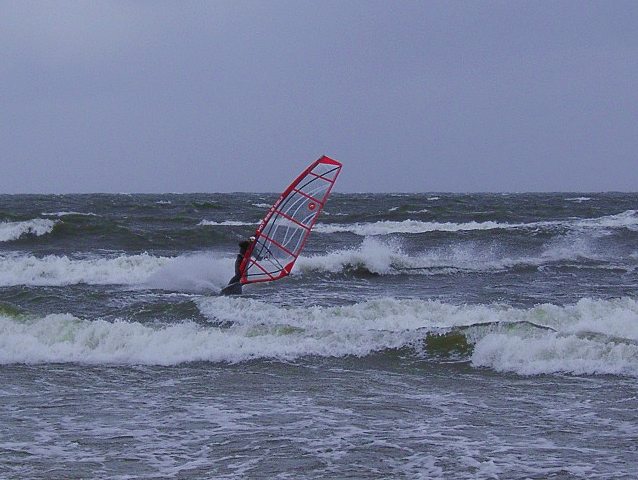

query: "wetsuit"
left=227, top=253, right=244, bottom=286
left=222, top=250, right=246, bottom=295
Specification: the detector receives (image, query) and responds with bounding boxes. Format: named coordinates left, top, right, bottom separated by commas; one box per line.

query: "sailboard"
left=239, top=155, right=342, bottom=285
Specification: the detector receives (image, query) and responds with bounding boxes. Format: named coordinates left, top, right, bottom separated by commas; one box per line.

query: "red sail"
left=240, top=156, right=342, bottom=284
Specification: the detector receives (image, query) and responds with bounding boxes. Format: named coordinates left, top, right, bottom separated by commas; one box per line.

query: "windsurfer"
left=221, top=237, right=254, bottom=295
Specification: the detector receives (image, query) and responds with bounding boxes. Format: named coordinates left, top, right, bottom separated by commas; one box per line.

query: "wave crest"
left=295, top=237, right=611, bottom=276
left=198, top=220, right=255, bottom=227
left=0, top=219, right=57, bottom=242
left=314, top=219, right=512, bottom=235
left=314, top=210, right=638, bottom=236
left=0, top=253, right=169, bottom=287
left=2, top=297, right=637, bottom=376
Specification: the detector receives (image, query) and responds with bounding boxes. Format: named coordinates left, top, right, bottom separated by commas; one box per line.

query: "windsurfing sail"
left=240, top=155, right=342, bottom=285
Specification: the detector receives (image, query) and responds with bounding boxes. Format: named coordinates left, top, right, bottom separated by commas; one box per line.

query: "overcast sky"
left=2, top=0, right=637, bottom=193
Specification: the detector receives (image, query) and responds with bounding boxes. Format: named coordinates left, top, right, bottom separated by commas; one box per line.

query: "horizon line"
left=1, top=190, right=637, bottom=196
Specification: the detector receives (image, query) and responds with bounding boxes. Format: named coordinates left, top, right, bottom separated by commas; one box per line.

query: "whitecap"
left=295, top=236, right=607, bottom=276
left=0, top=253, right=169, bottom=287
left=566, top=197, right=592, bottom=202
left=0, top=252, right=236, bottom=290
left=314, top=219, right=519, bottom=235
left=42, top=211, right=98, bottom=217
left=0, top=219, right=57, bottom=242
left=198, top=220, right=256, bottom=227
left=313, top=210, right=638, bottom=236
left=2, top=296, right=637, bottom=375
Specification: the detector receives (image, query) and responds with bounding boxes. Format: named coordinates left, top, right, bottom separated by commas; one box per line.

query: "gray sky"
left=2, top=0, right=637, bottom=193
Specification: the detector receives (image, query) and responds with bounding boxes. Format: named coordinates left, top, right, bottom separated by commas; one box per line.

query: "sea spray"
left=295, top=235, right=611, bottom=276
left=0, top=219, right=57, bottom=242
left=145, top=253, right=232, bottom=291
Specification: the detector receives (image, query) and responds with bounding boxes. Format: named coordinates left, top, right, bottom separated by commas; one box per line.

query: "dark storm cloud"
left=2, top=0, right=637, bottom=193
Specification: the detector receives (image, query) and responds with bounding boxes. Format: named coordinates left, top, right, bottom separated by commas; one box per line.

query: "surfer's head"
left=238, top=240, right=251, bottom=252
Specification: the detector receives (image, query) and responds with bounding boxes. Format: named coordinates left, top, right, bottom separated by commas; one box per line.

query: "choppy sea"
left=1, top=192, right=637, bottom=479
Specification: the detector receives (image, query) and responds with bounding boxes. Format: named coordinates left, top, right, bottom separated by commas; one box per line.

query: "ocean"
left=1, top=192, right=637, bottom=479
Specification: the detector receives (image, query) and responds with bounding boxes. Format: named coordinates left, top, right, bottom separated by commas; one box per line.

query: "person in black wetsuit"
left=221, top=238, right=252, bottom=295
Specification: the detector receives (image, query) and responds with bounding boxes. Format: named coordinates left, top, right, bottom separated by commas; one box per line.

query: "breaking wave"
left=571, top=209, right=638, bottom=230
left=0, top=252, right=234, bottom=289
left=0, top=234, right=629, bottom=289
left=314, top=210, right=638, bottom=236
left=315, top=219, right=514, bottom=235
left=0, top=253, right=169, bottom=287
left=295, top=237, right=617, bottom=276
left=468, top=297, right=638, bottom=376
left=2, top=297, right=637, bottom=376
left=0, top=219, right=57, bottom=242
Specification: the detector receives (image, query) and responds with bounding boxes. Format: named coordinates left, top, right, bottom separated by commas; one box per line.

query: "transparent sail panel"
left=242, top=156, right=342, bottom=284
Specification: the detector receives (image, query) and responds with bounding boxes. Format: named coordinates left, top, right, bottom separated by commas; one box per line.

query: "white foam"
left=313, top=210, right=638, bottom=236
left=2, top=297, right=638, bottom=375
left=0, top=298, right=442, bottom=365
left=0, top=252, right=234, bottom=289
left=196, top=296, right=481, bottom=333
left=566, top=197, right=592, bottom=202
left=295, top=236, right=605, bottom=276
left=145, top=253, right=231, bottom=291
left=297, top=237, right=412, bottom=275
left=198, top=220, right=256, bottom=226
left=471, top=297, right=638, bottom=376
left=0, top=309, right=415, bottom=365
left=535, top=235, right=603, bottom=265
left=0, top=219, right=57, bottom=242
left=41, top=211, right=97, bottom=217
left=252, top=203, right=271, bottom=208
left=0, top=253, right=169, bottom=287
left=572, top=209, right=638, bottom=231
left=0, top=314, right=219, bottom=365
left=314, top=219, right=515, bottom=235
left=473, top=333, right=638, bottom=376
